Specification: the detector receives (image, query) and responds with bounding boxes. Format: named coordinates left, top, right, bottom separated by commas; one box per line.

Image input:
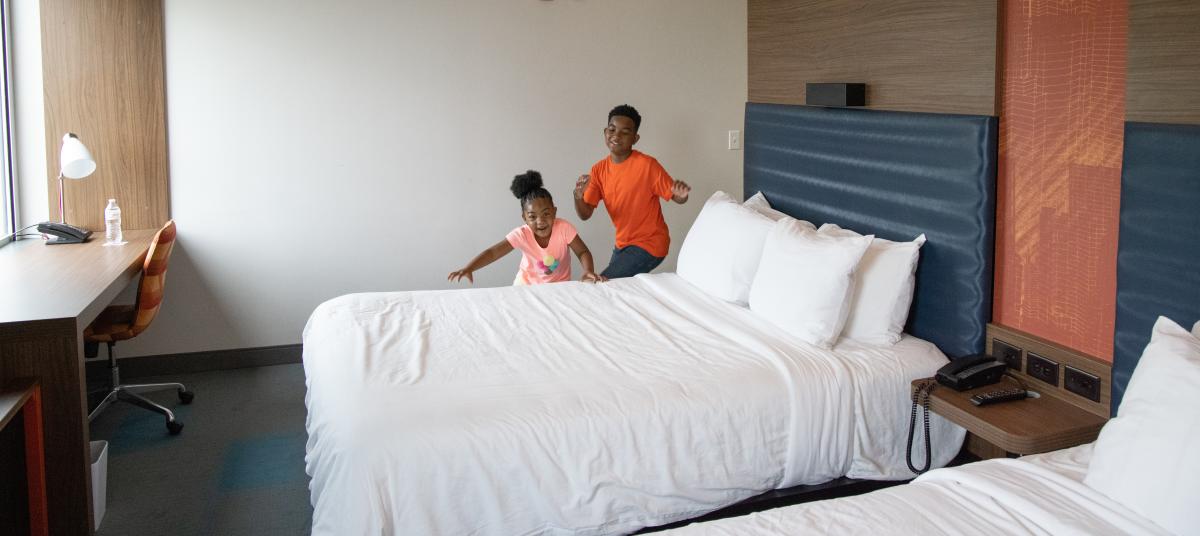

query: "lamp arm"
left=57, top=173, right=65, bottom=225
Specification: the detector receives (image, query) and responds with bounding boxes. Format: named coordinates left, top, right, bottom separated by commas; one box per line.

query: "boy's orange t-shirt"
left=582, top=150, right=675, bottom=257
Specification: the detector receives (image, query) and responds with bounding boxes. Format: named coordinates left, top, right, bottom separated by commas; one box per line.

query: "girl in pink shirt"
left=449, top=171, right=605, bottom=285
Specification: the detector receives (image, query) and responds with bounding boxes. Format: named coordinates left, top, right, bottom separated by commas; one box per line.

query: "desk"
left=0, top=230, right=155, bottom=535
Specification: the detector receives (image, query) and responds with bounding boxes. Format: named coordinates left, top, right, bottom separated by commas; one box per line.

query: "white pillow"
left=676, top=191, right=776, bottom=304
left=748, top=219, right=873, bottom=348
left=1084, top=316, right=1200, bottom=535
left=818, top=223, right=926, bottom=345
left=743, top=191, right=792, bottom=222
left=1192, top=319, right=1199, bottom=338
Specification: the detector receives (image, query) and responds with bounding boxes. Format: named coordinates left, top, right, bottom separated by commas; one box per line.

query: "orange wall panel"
left=993, top=0, right=1127, bottom=360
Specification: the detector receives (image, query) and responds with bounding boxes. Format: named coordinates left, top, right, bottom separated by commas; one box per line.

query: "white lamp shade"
left=59, top=133, right=96, bottom=179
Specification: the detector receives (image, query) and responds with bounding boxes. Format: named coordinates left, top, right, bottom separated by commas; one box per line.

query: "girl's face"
left=523, top=197, right=556, bottom=239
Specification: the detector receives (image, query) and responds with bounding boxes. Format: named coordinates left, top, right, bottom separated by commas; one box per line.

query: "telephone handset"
left=935, top=354, right=1007, bottom=391
left=907, top=354, right=1010, bottom=475
left=37, top=222, right=92, bottom=244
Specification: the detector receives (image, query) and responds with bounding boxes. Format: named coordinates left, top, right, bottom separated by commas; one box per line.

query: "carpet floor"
left=89, top=363, right=312, bottom=536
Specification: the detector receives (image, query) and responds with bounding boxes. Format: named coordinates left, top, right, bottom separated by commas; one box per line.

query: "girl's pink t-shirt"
left=505, top=218, right=577, bottom=285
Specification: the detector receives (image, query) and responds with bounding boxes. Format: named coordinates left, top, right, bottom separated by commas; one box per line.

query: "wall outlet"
left=1026, top=352, right=1060, bottom=386
left=1064, top=366, right=1102, bottom=402
left=993, top=339, right=1022, bottom=370
left=728, top=130, right=742, bottom=150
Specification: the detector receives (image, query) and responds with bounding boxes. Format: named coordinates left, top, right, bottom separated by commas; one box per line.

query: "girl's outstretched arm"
left=449, top=239, right=513, bottom=283
left=568, top=235, right=605, bottom=283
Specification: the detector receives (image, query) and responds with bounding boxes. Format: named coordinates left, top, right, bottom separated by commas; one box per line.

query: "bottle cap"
left=108, top=198, right=116, bottom=203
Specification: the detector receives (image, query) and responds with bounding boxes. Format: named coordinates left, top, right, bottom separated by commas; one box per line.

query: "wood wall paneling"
left=1127, top=0, right=1200, bottom=124
left=40, top=0, right=169, bottom=232
left=748, top=0, right=997, bottom=115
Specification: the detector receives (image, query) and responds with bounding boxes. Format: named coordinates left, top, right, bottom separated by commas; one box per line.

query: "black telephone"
left=907, top=354, right=1009, bottom=475
left=37, top=222, right=93, bottom=244
left=935, top=354, right=1007, bottom=391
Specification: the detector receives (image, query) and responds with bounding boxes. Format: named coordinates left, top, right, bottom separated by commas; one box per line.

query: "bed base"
left=638, top=478, right=907, bottom=533
left=637, top=445, right=978, bottom=533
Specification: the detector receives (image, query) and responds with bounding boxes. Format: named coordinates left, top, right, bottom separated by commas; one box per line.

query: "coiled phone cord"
left=906, top=380, right=935, bottom=475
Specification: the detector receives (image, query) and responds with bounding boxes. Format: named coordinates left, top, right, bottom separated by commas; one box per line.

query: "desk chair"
left=84, top=220, right=192, bottom=435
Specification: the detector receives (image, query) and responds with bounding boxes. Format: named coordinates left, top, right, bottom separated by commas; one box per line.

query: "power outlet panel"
left=1064, top=366, right=1102, bottom=402
left=1026, top=352, right=1060, bottom=386
left=993, top=339, right=1022, bottom=370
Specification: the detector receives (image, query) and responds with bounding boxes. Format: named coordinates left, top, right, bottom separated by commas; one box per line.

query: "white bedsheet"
left=663, top=444, right=1170, bottom=535
left=302, top=273, right=963, bottom=535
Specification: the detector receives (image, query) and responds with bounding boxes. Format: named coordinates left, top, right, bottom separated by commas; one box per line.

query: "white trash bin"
left=90, top=440, right=108, bottom=527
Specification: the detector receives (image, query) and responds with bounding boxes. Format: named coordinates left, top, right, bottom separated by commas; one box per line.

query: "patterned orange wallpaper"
left=993, top=0, right=1128, bottom=360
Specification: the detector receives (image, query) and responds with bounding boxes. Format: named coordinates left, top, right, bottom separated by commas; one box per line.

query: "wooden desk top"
left=914, top=377, right=1108, bottom=455
left=0, top=230, right=155, bottom=326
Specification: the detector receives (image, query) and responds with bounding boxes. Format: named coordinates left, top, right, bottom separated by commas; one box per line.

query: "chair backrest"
left=130, top=220, right=176, bottom=337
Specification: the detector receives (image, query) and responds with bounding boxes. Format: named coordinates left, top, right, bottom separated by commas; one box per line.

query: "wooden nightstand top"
left=913, top=377, right=1108, bottom=455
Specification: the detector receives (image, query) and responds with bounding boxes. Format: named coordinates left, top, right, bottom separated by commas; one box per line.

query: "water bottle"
left=104, top=199, right=123, bottom=244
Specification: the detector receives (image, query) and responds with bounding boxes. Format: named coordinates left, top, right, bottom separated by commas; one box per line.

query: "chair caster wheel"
left=178, top=390, right=194, bottom=404
left=167, top=420, right=184, bottom=435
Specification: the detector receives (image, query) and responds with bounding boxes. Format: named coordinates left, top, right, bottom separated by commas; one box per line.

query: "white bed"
left=658, top=444, right=1169, bottom=535
left=660, top=314, right=1200, bottom=536
left=302, top=273, right=963, bottom=535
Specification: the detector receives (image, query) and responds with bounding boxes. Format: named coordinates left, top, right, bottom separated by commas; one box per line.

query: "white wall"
left=126, top=0, right=747, bottom=357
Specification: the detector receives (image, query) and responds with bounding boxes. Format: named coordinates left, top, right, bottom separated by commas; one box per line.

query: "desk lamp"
left=57, top=133, right=97, bottom=223
left=38, top=133, right=97, bottom=244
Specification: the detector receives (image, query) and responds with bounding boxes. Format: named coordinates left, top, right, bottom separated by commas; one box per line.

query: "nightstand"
left=912, top=377, right=1108, bottom=458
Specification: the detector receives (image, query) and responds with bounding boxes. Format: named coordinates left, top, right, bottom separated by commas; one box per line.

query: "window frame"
left=0, top=0, right=17, bottom=248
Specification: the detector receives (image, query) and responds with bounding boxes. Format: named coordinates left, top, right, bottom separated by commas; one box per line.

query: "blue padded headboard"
left=1112, top=122, right=1200, bottom=414
left=744, top=103, right=997, bottom=359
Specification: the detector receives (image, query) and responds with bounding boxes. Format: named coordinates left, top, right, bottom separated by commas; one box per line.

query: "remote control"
left=970, top=388, right=1028, bottom=406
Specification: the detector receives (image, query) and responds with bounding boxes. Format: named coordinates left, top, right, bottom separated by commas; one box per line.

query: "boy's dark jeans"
left=601, top=245, right=664, bottom=279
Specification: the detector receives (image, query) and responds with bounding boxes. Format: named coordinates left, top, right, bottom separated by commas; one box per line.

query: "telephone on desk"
left=908, top=354, right=1017, bottom=475
left=37, top=222, right=93, bottom=244
left=935, top=354, right=1007, bottom=391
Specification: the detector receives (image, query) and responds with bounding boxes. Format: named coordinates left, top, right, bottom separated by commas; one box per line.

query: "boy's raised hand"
left=447, top=269, right=474, bottom=283
left=671, top=180, right=691, bottom=203
left=574, top=174, right=591, bottom=200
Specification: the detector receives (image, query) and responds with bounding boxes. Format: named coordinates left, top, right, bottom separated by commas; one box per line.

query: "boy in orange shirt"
left=574, top=104, right=691, bottom=278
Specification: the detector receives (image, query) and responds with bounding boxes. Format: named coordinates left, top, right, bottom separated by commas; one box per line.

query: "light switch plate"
left=728, top=130, right=742, bottom=150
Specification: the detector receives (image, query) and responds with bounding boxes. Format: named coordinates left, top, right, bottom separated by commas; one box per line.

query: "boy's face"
left=603, top=116, right=639, bottom=157
left=523, top=197, right=557, bottom=239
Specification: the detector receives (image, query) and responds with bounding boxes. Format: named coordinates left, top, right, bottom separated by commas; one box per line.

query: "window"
left=0, top=0, right=15, bottom=247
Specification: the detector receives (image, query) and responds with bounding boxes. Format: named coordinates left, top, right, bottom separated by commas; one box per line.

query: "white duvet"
left=663, top=444, right=1169, bottom=535
left=302, top=273, right=963, bottom=535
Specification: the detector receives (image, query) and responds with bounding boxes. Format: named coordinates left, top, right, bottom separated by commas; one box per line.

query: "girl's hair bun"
left=510, top=170, right=544, bottom=199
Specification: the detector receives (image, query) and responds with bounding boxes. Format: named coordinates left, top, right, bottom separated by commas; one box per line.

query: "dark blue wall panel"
left=1113, top=122, right=1200, bottom=414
